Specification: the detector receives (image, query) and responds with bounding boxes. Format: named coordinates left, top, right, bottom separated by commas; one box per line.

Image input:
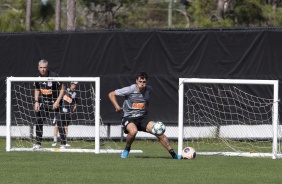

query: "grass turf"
left=1, top=139, right=282, bottom=184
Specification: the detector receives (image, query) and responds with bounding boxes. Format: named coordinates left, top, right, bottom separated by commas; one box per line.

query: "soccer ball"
left=182, top=147, right=196, bottom=159
left=151, top=121, right=166, bottom=135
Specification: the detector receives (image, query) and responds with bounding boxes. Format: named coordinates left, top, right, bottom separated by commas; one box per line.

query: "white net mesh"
left=8, top=79, right=121, bottom=152
left=180, top=80, right=281, bottom=158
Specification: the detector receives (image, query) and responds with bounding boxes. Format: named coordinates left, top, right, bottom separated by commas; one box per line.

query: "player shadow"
left=134, top=155, right=171, bottom=159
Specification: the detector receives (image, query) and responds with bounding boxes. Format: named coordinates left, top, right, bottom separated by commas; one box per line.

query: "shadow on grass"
left=134, top=155, right=171, bottom=159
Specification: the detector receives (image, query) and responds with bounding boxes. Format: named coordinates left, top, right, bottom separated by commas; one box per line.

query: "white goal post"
left=6, top=77, right=142, bottom=154
left=178, top=78, right=280, bottom=159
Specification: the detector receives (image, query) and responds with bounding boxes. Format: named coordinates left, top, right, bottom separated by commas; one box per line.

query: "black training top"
left=61, top=87, right=77, bottom=113
left=34, top=71, right=62, bottom=104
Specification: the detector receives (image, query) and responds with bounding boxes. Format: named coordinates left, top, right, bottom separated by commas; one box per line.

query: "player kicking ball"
left=108, top=71, right=182, bottom=159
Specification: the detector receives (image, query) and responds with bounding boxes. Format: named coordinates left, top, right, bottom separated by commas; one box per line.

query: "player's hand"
left=53, top=101, right=60, bottom=110
left=34, top=102, right=40, bottom=112
left=115, top=106, right=123, bottom=113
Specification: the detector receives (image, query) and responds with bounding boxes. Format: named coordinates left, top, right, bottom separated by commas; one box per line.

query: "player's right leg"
left=52, top=123, right=58, bottom=146
left=64, top=125, right=70, bottom=147
left=121, top=118, right=138, bottom=158
left=57, top=120, right=67, bottom=146
left=64, top=118, right=70, bottom=147
left=33, top=110, right=45, bottom=149
left=57, top=114, right=67, bottom=148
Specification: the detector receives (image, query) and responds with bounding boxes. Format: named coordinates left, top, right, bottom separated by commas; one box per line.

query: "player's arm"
left=53, top=83, right=65, bottom=109
left=72, top=99, right=77, bottom=112
left=34, top=88, right=40, bottom=112
left=108, top=91, right=122, bottom=112
left=72, top=104, right=77, bottom=112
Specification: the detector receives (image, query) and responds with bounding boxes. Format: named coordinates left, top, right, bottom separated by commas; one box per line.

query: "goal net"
left=178, top=78, right=281, bottom=159
left=6, top=77, right=142, bottom=154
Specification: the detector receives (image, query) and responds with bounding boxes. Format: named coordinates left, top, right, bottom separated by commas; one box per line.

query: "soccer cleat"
left=121, top=150, right=129, bottom=158
left=173, top=154, right=182, bottom=160
left=60, top=145, right=66, bottom=149
left=32, top=144, right=41, bottom=150
left=52, top=142, right=57, bottom=146
left=65, top=143, right=71, bottom=147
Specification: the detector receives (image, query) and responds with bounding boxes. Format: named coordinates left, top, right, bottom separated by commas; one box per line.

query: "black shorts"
left=121, top=116, right=150, bottom=134
left=36, top=103, right=59, bottom=121
left=53, top=113, right=71, bottom=127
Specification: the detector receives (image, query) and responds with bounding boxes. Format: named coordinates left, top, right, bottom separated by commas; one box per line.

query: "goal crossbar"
left=178, top=78, right=280, bottom=159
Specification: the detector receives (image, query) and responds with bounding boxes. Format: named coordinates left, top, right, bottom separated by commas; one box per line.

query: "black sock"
left=125, top=146, right=131, bottom=152
left=169, top=149, right=176, bottom=158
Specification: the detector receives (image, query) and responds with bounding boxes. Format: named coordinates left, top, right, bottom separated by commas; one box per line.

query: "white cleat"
left=52, top=142, right=57, bottom=147
left=32, top=144, right=41, bottom=150
left=65, top=143, right=71, bottom=147
left=60, top=145, right=66, bottom=149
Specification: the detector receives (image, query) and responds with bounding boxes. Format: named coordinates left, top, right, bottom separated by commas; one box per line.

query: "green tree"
left=34, top=0, right=55, bottom=30
left=1, top=0, right=282, bottom=32
left=116, top=1, right=188, bottom=28
left=185, top=0, right=277, bottom=28
left=187, top=0, right=225, bottom=28
left=78, top=0, right=150, bottom=29
left=229, top=0, right=271, bottom=26
left=0, top=0, right=56, bottom=32
left=0, top=0, right=26, bottom=32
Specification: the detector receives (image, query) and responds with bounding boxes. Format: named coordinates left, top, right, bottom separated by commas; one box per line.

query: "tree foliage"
left=185, top=0, right=281, bottom=28
left=0, top=0, right=26, bottom=32
left=0, top=0, right=282, bottom=32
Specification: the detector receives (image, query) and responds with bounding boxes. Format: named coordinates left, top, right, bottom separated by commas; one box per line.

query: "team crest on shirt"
left=47, top=82, right=52, bottom=87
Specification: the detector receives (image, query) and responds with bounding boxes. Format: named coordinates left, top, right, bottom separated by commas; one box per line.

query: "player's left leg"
left=57, top=120, right=67, bottom=147
left=34, top=107, right=47, bottom=147
left=146, top=121, right=182, bottom=159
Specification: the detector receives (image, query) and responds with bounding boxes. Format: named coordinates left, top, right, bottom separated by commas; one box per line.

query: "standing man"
left=108, top=71, right=182, bottom=159
left=52, top=81, right=78, bottom=148
left=33, top=59, right=65, bottom=149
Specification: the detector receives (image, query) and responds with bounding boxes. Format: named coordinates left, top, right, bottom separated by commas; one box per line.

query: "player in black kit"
left=55, top=81, right=78, bottom=148
left=33, top=59, right=65, bottom=149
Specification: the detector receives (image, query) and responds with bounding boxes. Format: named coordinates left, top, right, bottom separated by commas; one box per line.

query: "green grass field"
left=1, top=139, right=282, bottom=184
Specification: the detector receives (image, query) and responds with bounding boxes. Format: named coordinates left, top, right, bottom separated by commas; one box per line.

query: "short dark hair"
left=136, top=71, right=148, bottom=80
